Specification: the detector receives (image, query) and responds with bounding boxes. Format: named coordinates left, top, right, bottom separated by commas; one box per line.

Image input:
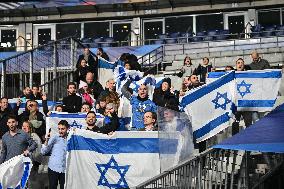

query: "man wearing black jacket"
left=0, top=97, right=16, bottom=139
left=85, top=72, right=103, bottom=100
left=30, top=85, right=42, bottom=100
left=62, top=82, right=82, bottom=113
left=85, top=111, right=114, bottom=134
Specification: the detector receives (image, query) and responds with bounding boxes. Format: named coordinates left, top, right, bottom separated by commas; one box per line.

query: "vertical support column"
left=29, top=51, right=33, bottom=88
left=1, top=61, right=7, bottom=97
left=52, top=41, right=58, bottom=101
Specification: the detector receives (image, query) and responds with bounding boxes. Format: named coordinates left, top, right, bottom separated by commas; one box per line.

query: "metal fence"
left=136, top=148, right=284, bottom=189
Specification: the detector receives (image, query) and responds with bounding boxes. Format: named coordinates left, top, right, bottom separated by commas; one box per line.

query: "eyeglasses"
left=29, top=104, right=36, bottom=107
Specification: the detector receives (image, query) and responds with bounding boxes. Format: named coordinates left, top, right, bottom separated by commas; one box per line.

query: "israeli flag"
left=97, top=57, right=117, bottom=88
left=65, top=129, right=160, bottom=188
left=207, top=70, right=282, bottom=111
left=180, top=71, right=235, bottom=143
left=46, top=112, right=104, bottom=136
left=0, top=155, right=32, bottom=189
left=8, top=99, right=56, bottom=115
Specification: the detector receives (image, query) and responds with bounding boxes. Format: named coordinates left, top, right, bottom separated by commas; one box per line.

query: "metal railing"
left=136, top=149, right=284, bottom=189
left=0, top=37, right=79, bottom=98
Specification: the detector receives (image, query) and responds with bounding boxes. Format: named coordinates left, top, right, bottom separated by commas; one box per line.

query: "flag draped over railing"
left=65, top=129, right=161, bottom=188
left=207, top=69, right=282, bottom=111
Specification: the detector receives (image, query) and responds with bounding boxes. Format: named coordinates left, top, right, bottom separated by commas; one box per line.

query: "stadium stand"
left=0, top=0, right=284, bottom=189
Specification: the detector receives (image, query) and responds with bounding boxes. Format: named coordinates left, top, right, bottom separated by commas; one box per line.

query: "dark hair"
left=7, top=114, right=17, bottom=121
left=55, top=104, right=63, bottom=110
left=225, top=66, right=234, bottom=70
left=0, top=97, right=8, bottom=101
left=236, top=58, right=244, bottom=63
left=82, top=102, right=92, bottom=109
left=150, top=112, right=157, bottom=122
left=87, top=111, right=96, bottom=117
left=203, top=57, right=209, bottom=62
left=58, top=120, right=69, bottom=128
left=67, top=82, right=77, bottom=89
left=98, top=47, right=104, bottom=53
left=32, top=84, right=39, bottom=89
left=183, top=56, right=192, bottom=66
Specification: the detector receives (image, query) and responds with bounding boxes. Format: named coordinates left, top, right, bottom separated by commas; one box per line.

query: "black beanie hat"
left=162, top=78, right=171, bottom=87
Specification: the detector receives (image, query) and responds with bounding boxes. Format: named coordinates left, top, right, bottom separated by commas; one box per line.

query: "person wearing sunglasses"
left=19, top=100, right=46, bottom=143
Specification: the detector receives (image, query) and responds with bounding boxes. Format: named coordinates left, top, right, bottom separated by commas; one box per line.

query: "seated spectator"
left=97, top=48, right=109, bottom=61
left=74, top=59, right=92, bottom=84
left=81, top=102, right=92, bottom=113
left=41, top=120, right=69, bottom=189
left=140, top=111, right=157, bottom=131
left=0, top=115, right=37, bottom=164
left=62, top=82, right=82, bottom=113
left=232, top=58, right=253, bottom=135
left=77, top=47, right=98, bottom=80
left=96, top=97, right=107, bottom=114
left=85, top=72, right=104, bottom=100
left=153, top=78, right=179, bottom=110
left=85, top=111, right=114, bottom=134
left=20, top=87, right=32, bottom=99
left=30, top=85, right=42, bottom=100
left=225, top=66, right=234, bottom=71
left=249, top=51, right=270, bottom=70
left=0, top=97, right=15, bottom=139
left=193, top=57, right=212, bottom=83
left=122, top=80, right=157, bottom=130
left=19, top=100, right=46, bottom=142
left=179, top=56, right=196, bottom=77
left=78, top=81, right=94, bottom=106
left=55, top=105, right=63, bottom=112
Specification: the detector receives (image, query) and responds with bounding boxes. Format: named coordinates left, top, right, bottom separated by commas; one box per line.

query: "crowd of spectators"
left=0, top=47, right=271, bottom=188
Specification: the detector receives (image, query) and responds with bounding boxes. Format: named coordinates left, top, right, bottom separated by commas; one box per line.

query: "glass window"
left=258, top=9, right=281, bottom=27
left=1, top=29, right=16, bottom=47
left=38, top=28, right=51, bottom=46
left=196, top=14, right=224, bottom=32
left=144, top=21, right=163, bottom=40
left=56, top=23, right=81, bottom=40
left=165, top=16, right=193, bottom=34
left=112, top=23, right=131, bottom=44
left=84, top=22, right=110, bottom=39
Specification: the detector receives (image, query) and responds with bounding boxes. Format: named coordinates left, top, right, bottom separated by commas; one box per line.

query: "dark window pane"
left=38, top=28, right=51, bottom=46
left=56, top=23, right=81, bottom=40
left=1, top=29, right=16, bottom=46
left=165, top=16, right=193, bottom=34
left=258, top=10, right=280, bottom=27
left=112, top=23, right=131, bottom=44
left=144, top=21, right=163, bottom=40
left=196, top=14, right=223, bottom=32
left=84, top=22, right=110, bottom=38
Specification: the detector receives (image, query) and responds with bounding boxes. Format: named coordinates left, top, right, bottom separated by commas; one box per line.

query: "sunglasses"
left=29, top=104, right=36, bottom=107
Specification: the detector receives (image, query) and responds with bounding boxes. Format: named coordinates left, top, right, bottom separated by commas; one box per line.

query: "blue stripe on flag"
left=208, top=71, right=282, bottom=79
left=193, top=112, right=230, bottom=139
left=67, top=135, right=159, bottom=153
left=236, top=71, right=281, bottom=78
left=238, top=100, right=275, bottom=107
left=181, top=71, right=234, bottom=107
left=50, top=113, right=104, bottom=119
left=98, top=59, right=115, bottom=69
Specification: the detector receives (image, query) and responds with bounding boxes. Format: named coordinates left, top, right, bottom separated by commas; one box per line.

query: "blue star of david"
left=70, top=120, right=82, bottom=129
left=237, top=80, right=252, bottom=98
left=212, top=92, right=231, bottom=110
left=96, top=156, right=130, bottom=189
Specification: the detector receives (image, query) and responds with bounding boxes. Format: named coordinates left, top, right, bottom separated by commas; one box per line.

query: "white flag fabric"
left=180, top=71, right=235, bottom=143
left=46, top=112, right=104, bottom=136
left=0, top=155, right=32, bottom=189
left=207, top=70, right=282, bottom=111
left=97, top=58, right=117, bottom=88
left=65, top=129, right=160, bottom=188
left=8, top=99, right=56, bottom=115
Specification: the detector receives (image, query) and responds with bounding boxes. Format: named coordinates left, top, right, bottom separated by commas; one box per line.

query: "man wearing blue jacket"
left=122, top=80, right=157, bottom=130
